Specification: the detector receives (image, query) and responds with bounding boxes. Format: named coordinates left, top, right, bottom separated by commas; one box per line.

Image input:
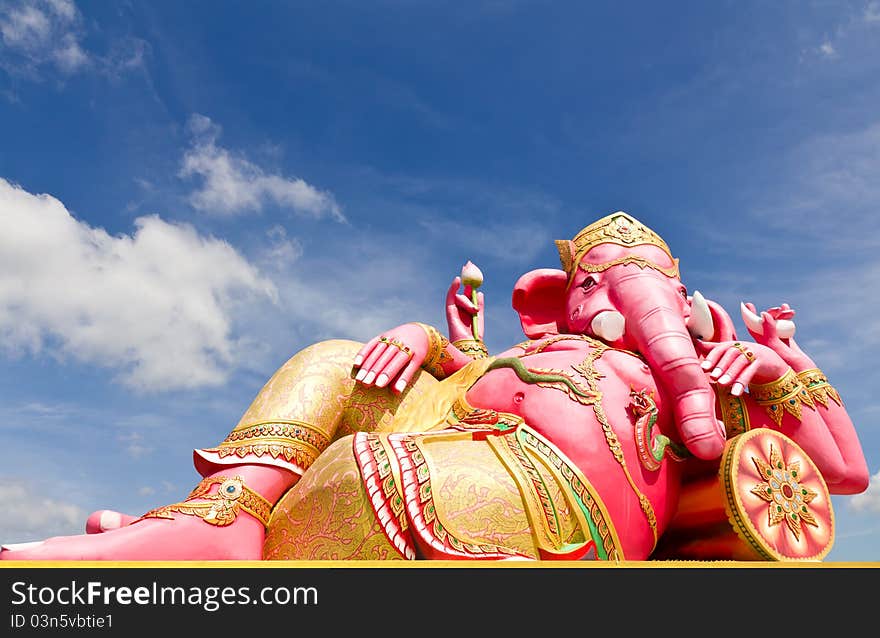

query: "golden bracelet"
left=452, top=338, right=489, bottom=359
left=748, top=368, right=815, bottom=426
left=414, top=323, right=452, bottom=378
left=716, top=385, right=751, bottom=438
left=796, top=368, right=842, bottom=408
left=137, top=476, right=273, bottom=529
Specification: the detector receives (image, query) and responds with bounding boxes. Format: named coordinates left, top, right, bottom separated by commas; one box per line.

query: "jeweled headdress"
left=555, top=211, right=679, bottom=288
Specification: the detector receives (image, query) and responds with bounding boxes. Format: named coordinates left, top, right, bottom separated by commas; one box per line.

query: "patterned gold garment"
left=196, top=339, right=439, bottom=475
left=264, top=353, right=622, bottom=561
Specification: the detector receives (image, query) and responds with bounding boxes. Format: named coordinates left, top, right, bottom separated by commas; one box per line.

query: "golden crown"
left=555, top=212, right=679, bottom=286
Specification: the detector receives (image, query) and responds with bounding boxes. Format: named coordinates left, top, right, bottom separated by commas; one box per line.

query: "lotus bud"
left=461, top=260, right=484, bottom=289
left=461, top=261, right=483, bottom=341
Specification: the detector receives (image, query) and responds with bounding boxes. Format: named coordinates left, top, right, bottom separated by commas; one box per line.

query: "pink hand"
left=353, top=323, right=429, bottom=394
left=445, top=276, right=484, bottom=343
left=743, top=302, right=811, bottom=368
left=697, top=339, right=789, bottom=395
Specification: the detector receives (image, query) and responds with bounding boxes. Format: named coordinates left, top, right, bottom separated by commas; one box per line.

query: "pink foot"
left=0, top=464, right=296, bottom=561
left=0, top=515, right=265, bottom=560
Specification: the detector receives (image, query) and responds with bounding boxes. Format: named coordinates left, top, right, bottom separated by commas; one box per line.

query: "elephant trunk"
left=607, top=267, right=725, bottom=460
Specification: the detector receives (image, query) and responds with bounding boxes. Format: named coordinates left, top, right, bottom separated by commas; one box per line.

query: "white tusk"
left=741, top=302, right=797, bottom=338
left=686, top=291, right=714, bottom=340
left=591, top=310, right=626, bottom=342
left=740, top=302, right=764, bottom=334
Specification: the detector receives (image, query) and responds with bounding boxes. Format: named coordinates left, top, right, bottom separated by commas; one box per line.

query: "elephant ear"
left=512, top=268, right=569, bottom=339
left=704, top=297, right=738, bottom=342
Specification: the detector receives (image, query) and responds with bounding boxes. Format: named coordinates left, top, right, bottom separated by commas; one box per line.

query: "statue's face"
left=563, top=243, right=690, bottom=350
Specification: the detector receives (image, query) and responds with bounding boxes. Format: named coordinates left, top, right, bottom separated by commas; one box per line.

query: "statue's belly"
left=464, top=349, right=683, bottom=559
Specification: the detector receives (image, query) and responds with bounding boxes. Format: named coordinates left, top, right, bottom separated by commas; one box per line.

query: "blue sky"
left=1, top=0, right=878, bottom=561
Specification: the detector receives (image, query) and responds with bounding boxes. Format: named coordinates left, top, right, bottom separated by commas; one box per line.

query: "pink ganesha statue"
left=0, top=212, right=869, bottom=562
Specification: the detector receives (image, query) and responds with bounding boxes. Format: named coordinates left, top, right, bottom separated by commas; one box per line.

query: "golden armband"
left=748, top=368, right=816, bottom=426
left=796, top=368, right=842, bottom=408
left=452, top=337, right=489, bottom=360
left=137, top=476, right=273, bottom=529
left=414, top=323, right=453, bottom=379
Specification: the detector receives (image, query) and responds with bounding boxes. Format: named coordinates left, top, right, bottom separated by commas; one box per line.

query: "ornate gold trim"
left=719, top=429, right=834, bottom=561
left=558, top=212, right=679, bottom=288
left=716, top=385, right=751, bottom=438
left=138, top=476, right=272, bottom=528
left=575, top=341, right=659, bottom=546
left=576, top=255, right=680, bottom=280
left=452, top=338, right=489, bottom=359
left=517, top=427, right=623, bottom=560
left=797, top=368, right=842, bottom=408
left=201, top=420, right=332, bottom=472
left=748, top=368, right=815, bottom=426
left=415, top=323, right=453, bottom=379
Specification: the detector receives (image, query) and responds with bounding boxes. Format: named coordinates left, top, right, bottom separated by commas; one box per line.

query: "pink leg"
left=0, top=464, right=297, bottom=561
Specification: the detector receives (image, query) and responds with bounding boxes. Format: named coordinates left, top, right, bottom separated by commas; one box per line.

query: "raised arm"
left=354, top=263, right=495, bottom=394
left=699, top=303, right=869, bottom=494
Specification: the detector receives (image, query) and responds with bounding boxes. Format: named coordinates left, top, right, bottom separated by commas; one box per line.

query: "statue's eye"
left=581, top=276, right=596, bottom=291
left=679, top=287, right=688, bottom=298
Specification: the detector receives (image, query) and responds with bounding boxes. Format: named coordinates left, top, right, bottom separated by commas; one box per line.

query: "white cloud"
left=180, top=114, right=345, bottom=221
left=118, top=432, right=153, bottom=459
left=0, top=479, right=87, bottom=542
left=818, top=40, right=837, bottom=58
left=744, top=121, right=880, bottom=254
left=0, top=0, right=88, bottom=76
left=866, top=2, right=880, bottom=23
left=850, top=469, right=880, bottom=513
left=696, top=120, right=880, bottom=374
left=0, top=1, right=148, bottom=81
left=263, top=225, right=304, bottom=267
left=0, top=177, right=278, bottom=391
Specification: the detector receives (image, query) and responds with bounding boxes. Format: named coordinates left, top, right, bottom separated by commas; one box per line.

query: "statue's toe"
left=85, top=510, right=138, bottom=534
left=0, top=540, right=46, bottom=559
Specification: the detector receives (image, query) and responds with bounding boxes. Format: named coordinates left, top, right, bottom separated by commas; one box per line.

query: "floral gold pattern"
left=264, top=437, right=408, bottom=560
left=749, top=445, right=819, bottom=541
left=392, top=433, right=529, bottom=559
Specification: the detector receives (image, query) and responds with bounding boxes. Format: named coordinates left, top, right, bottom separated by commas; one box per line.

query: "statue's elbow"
left=825, top=466, right=870, bottom=495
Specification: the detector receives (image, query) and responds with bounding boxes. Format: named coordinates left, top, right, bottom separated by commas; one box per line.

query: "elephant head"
left=511, top=212, right=726, bottom=460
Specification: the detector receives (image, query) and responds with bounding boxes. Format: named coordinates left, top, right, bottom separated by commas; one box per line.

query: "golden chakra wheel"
left=653, top=428, right=834, bottom=562
left=721, top=428, right=833, bottom=561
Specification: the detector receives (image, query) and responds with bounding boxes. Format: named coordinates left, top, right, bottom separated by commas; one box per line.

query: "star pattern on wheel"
left=750, top=445, right=819, bottom=541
